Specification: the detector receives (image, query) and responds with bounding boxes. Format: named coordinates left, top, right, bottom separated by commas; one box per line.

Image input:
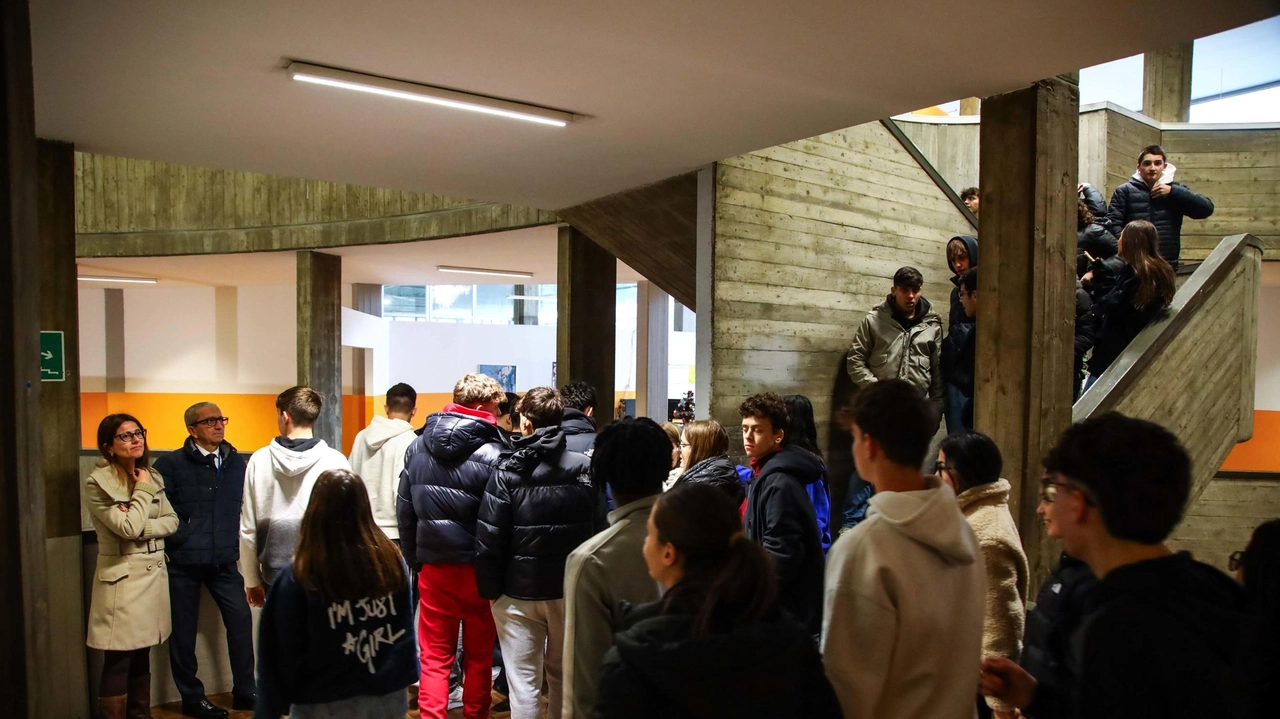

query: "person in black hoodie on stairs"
left=981, top=412, right=1250, bottom=719
left=593, top=482, right=841, bottom=719
left=944, top=235, right=978, bottom=434
left=738, top=392, right=825, bottom=637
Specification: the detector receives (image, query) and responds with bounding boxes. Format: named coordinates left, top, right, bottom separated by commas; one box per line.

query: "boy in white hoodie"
left=822, top=379, right=986, bottom=719
left=348, top=382, right=418, bottom=540
left=240, top=386, right=350, bottom=607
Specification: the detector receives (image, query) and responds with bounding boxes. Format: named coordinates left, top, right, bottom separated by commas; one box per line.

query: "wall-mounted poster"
left=479, top=364, right=517, bottom=393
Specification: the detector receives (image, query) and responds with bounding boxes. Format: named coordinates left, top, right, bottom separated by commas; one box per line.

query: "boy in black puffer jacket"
left=476, top=386, right=606, bottom=719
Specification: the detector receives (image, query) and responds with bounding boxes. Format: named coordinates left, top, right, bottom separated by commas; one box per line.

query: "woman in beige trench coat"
left=85, top=413, right=178, bottom=719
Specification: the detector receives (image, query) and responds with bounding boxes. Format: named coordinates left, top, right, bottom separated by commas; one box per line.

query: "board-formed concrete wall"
left=708, top=120, right=973, bottom=492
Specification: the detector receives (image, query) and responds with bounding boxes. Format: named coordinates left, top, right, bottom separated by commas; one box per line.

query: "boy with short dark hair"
left=823, top=379, right=985, bottom=719
left=348, top=382, right=418, bottom=540
left=739, top=392, right=825, bottom=636
left=1104, top=144, right=1214, bottom=266
left=477, top=386, right=604, bottom=719
left=559, top=380, right=598, bottom=454
left=561, top=418, right=668, bottom=719
left=981, top=413, right=1249, bottom=719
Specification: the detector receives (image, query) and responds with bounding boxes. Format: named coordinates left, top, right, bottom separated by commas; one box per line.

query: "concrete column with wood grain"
left=0, top=0, right=52, bottom=714
left=297, top=250, right=343, bottom=448
left=557, top=226, right=616, bottom=418
left=975, top=74, right=1080, bottom=587
left=635, top=280, right=670, bottom=420
left=1143, top=43, right=1193, bottom=123
left=37, top=139, right=90, bottom=717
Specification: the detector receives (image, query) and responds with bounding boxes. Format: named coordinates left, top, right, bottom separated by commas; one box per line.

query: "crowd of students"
left=79, top=139, right=1267, bottom=719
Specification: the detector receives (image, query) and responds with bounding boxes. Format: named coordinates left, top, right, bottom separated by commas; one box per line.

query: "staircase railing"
left=1074, top=234, right=1263, bottom=503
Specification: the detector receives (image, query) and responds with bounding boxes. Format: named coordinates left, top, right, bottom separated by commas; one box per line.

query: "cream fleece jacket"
left=956, top=479, right=1029, bottom=713
left=348, top=415, right=417, bottom=539
left=821, top=476, right=986, bottom=719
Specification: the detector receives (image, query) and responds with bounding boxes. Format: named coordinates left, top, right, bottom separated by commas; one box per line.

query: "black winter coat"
left=1074, top=282, right=1095, bottom=382
left=673, top=455, right=744, bottom=506
left=1105, top=177, right=1214, bottom=265
left=561, top=408, right=597, bottom=455
left=397, top=411, right=507, bottom=566
left=1087, top=265, right=1168, bottom=377
left=153, top=438, right=247, bottom=566
left=592, top=601, right=841, bottom=719
left=1021, top=553, right=1098, bottom=719
left=476, top=426, right=605, bottom=601
left=1066, top=553, right=1249, bottom=719
left=743, top=447, right=825, bottom=635
left=1076, top=223, right=1118, bottom=278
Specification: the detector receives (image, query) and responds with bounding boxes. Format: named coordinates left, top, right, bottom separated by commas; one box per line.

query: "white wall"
left=123, top=287, right=217, bottom=392
left=236, top=285, right=296, bottom=391
left=342, top=306, right=391, bottom=393
left=79, top=288, right=106, bottom=391
left=389, top=321, right=557, bottom=393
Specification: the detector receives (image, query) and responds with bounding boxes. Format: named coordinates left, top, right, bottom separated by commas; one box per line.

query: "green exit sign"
left=40, top=331, right=65, bottom=382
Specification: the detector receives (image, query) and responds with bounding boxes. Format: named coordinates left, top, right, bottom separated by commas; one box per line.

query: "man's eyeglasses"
left=1039, top=476, right=1093, bottom=505
left=189, top=416, right=230, bottom=428
left=115, top=429, right=147, bottom=443
left=1229, top=550, right=1245, bottom=573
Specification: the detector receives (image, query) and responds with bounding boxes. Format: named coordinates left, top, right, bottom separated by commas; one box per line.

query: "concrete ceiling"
left=32, top=0, right=1277, bottom=209
left=77, top=226, right=643, bottom=287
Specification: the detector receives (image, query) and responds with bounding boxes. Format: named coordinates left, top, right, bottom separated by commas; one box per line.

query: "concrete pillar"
left=1143, top=43, right=1193, bottom=123
left=37, top=139, right=89, bottom=717
left=104, top=289, right=126, bottom=392
left=635, top=281, right=670, bottom=421
left=297, top=250, right=342, bottom=447
left=352, top=283, right=382, bottom=317
left=0, top=0, right=51, bottom=713
left=557, top=226, right=616, bottom=418
left=959, top=97, right=981, bottom=116
left=976, top=74, right=1079, bottom=587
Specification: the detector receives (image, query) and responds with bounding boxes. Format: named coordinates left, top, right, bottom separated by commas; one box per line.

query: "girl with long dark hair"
left=255, top=469, right=416, bottom=719
left=592, top=483, right=840, bottom=719
left=1086, top=220, right=1176, bottom=387
left=84, top=413, right=178, bottom=719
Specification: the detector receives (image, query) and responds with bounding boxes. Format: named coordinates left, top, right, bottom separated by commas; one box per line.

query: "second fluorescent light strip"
left=438, top=265, right=534, bottom=279
left=287, top=62, right=575, bottom=127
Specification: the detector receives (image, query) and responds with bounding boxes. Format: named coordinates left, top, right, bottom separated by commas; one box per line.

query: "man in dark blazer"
left=153, top=402, right=255, bottom=718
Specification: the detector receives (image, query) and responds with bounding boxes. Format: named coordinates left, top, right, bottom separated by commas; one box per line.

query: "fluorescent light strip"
left=438, top=265, right=534, bottom=279
left=287, top=62, right=574, bottom=127
left=507, top=295, right=555, bottom=302
left=78, top=275, right=157, bottom=284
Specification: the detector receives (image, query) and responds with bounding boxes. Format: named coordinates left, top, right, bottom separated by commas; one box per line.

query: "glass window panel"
left=382, top=285, right=426, bottom=318
left=475, top=284, right=516, bottom=325
left=430, top=285, right=473, bottom=323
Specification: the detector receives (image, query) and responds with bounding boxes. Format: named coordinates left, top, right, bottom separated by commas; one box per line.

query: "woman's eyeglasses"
left=114, top=429, right=147, bottom=443
left=1228, top=550, right=1245, bottom=573
left=189, top=416, right=230, bottom=428
left=932, top=461, right=949, bottom=475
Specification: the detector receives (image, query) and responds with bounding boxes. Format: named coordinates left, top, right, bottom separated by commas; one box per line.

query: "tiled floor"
left=151, top=690, right=517, bottom=718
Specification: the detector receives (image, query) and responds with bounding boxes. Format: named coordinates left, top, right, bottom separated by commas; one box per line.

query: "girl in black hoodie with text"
left=592, top=483, right=841, bottom=719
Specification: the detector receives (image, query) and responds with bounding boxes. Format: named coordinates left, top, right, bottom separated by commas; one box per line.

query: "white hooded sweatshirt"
left=821, top=476, right=986, bottom=719
left=239, top=437, right=350, bottom=587
left=348, top=415, right=417, bottom=540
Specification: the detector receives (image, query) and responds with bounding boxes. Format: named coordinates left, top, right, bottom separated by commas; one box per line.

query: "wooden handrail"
left=1073, top=233, right=1263, bottom=422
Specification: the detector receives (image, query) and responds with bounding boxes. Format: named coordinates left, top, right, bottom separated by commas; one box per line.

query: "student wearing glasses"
left=153, top=402, right=256, bottom=717
left=982, top=413, right=1250, bottom=719
left=85, top=414, right=179, bottom=719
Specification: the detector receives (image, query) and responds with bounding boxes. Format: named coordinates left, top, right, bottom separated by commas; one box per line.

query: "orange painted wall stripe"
left=1221, top=409, right=1280, bottom=473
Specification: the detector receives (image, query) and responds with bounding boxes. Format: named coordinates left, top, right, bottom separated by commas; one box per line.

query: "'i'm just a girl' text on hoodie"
left=820, top=476, right=986, bottom=719
left=239, top=436, right=350, bottom=587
